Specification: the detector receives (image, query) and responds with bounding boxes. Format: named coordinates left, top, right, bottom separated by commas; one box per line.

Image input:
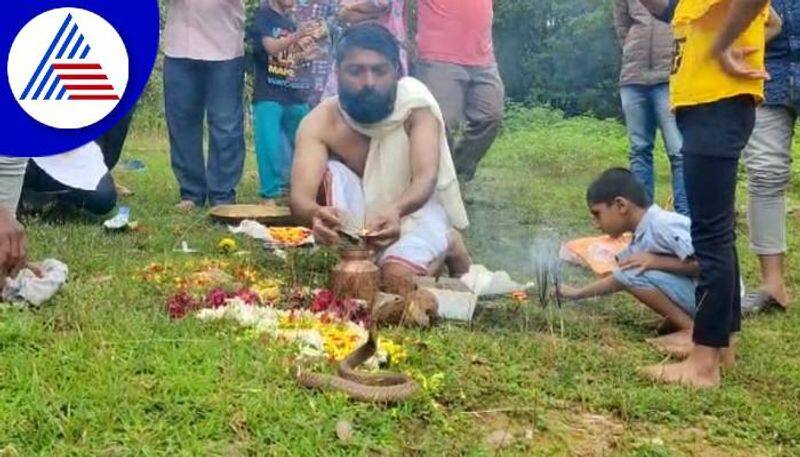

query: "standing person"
left=638, top=0, right=770, bottom=388
left=163, top=0, right=246, bottom=211
left=321, top=0, right=408, bottom=99
left=250, top=0, right=320, bottom=205
left=294, top=0, right=338, bottom=106
left=413, top=0, right=505, bottom=183
left=742, top=3, right=793, bottom=313
left=614, top=0, right=689, bottom=217
left=338, top=0, right=407, bottom=69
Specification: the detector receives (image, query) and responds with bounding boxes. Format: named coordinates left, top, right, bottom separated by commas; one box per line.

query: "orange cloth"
left=560, top=234, right=633, bottom=276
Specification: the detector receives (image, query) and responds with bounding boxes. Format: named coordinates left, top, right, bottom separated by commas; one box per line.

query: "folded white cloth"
left=460, top=264, right=532, bottom=297
left=32, top=142, right=107, bottom=191
left=3, top=259, right=68, bottom=307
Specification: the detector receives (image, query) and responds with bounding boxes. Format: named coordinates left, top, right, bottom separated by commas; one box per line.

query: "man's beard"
left=339, top=83, right=397, bottom=124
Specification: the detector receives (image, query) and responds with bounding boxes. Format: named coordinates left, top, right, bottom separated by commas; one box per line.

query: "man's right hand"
left=718, top=46, right=770, bottom=80
left=311, top=206, right=343, bottom=246
left=0, top=207, right=26, bottom=278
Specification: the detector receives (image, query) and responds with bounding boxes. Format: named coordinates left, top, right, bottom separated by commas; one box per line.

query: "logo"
left=7, top=8, right=129, bottom=129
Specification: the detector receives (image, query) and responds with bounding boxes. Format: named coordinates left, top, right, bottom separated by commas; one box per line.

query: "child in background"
left=559, top=168, right=699, bottom=350
left=294, top=0, right=338, bottom=106
left=250, top=0, right=321, bottom=205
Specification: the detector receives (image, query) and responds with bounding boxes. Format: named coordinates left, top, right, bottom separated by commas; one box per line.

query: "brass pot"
left=330, top=247, right=380, bottom=307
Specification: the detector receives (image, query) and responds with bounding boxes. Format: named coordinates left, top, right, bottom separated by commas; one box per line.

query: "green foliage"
left=494, top=0, right=621, bottom=117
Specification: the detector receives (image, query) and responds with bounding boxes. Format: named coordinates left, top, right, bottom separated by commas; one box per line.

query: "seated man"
left=21, top=111, right=134, bottom=216
left=291, top=23, right=471, bottom=294
left=22, top=142, right=117, bottom=216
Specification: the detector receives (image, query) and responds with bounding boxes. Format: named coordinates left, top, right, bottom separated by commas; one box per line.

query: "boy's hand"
left=557, top=284, right=581, bottom=301
left=618, top=252, right=659, bottom=275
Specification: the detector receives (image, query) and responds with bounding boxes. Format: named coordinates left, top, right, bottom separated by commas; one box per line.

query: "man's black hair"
left=586, top=167, right=651, bottom=208
left=334, top=23, right=401, bottom=68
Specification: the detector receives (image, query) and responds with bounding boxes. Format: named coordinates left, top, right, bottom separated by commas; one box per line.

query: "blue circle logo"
left=1, top=1, right=159, bottom=157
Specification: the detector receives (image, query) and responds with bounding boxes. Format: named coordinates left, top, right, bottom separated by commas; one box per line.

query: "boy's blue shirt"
left=617, top=204, right=695, bottom=264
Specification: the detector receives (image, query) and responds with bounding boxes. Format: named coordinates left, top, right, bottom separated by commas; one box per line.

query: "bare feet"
left=647, top=329, right=693, bottom=357
left=720, top=345, right=736, bottom=369
left=175, top=200, right=197, bottom=212
left=115, top=183, right=134, bottom=197
left=640, top=345, right=721, bottom=389
left=762, top=284, right=790, bottom=310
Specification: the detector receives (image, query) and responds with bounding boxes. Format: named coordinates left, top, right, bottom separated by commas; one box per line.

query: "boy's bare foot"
left=260, top=198, right=279, bottom=207
left=175, top=200, right=197, bottom=212
left=646, top=329, right=693, bottom=357
left=640, top=345, right=721, bottom=389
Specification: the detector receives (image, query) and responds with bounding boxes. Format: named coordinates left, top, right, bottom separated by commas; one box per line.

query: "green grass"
left=0, top=106, right=797, bottom=455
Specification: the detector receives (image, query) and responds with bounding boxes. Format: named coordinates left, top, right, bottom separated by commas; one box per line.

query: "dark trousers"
left=23, top=166, right=117, bottom=216
left=164, top=57, right=245, bottom=206
left=97, top=109, right=135, bottom=170
left=677, top=95, right=756, bottom=348
left=21, top=111, right=135, bottom=216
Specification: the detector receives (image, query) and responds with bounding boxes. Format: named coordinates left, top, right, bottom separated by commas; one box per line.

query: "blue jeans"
left=164, top=57, right=245, bottom=206
left=252, top=101, right=309, bottom=199
left=620, top=83, right=689, bottom=217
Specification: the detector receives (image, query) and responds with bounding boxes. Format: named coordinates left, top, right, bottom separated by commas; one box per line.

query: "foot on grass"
left=175, top=200, right=197, bottom=212
left=640, top=345, right=722, bottom=389
left=646, top=329, right=693, bottom=357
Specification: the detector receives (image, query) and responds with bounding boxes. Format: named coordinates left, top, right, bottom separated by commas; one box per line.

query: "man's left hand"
left=365, top=207, right=401, bottom=250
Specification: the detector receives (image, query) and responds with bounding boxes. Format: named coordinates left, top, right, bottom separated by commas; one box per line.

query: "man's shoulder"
left=301, top=99, right=342, bottom=136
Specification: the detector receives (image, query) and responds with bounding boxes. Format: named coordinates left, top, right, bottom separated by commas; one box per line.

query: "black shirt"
left=250, top=6, right=309, bottom=105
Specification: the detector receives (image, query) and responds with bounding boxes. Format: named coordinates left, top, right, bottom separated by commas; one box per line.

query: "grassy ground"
left=1, top=107, right=797, bottom=455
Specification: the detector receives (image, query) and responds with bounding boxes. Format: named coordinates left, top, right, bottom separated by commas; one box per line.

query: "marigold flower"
left=218, top=238, right=237, bottom=253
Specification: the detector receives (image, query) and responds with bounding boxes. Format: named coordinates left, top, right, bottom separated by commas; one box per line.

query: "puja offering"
left=209, top=204, right=294, bottom=226
left=330, top=247, right=380, bottom=307
left=267, top=226, right=313, bottom=247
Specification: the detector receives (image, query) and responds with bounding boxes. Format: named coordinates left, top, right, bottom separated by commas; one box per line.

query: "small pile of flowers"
left=194, top=297, right=406, bottom=366
left=144, top=258, right=408, bottom=368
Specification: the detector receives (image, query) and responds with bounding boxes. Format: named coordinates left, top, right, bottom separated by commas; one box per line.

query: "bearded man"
left=290, top=24, right=471, bottom=294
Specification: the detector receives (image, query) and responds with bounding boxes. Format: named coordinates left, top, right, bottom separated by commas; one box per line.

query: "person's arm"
left=290, top=109, right=344, bottom=245
left=711, top=0, right=770, bottom=56
left=618, top=252, right=700, bottom=277
left=262, top=31, right=306, bottom=56
left=365, top=108, right=440, bottom=247
left=0, top=205, right=26, bottom=279
left=613, top=0, right=633, bottom=47
left=558, top=275, right=624, bottom=301
left=766, top=6, right=783, bottom=42
left=339, top=0, right=390, bottom=23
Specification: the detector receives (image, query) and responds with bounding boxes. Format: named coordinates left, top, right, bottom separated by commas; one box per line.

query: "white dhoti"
left=323, top=161, right=450, bottom=275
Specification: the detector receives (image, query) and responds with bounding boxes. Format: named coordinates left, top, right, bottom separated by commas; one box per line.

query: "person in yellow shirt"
left=637, top=0, right=770, bottom=388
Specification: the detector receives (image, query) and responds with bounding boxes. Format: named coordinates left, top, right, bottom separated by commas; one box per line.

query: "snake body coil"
left=293, top=329, right=419, bottom=403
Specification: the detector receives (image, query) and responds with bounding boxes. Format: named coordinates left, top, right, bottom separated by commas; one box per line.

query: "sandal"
left=742, top=290, right=784, bottom=315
